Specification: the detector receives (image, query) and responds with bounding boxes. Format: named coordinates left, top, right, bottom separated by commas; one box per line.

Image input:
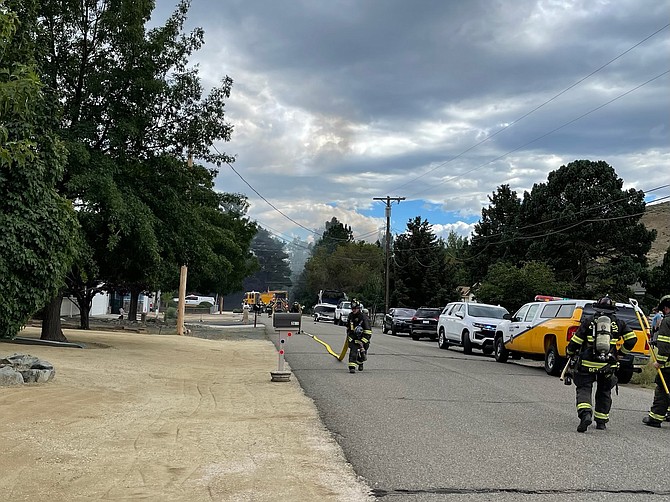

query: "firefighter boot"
left=349, top=366, right=356, bottom=374
left=595, top=421, right=607, bottom=430
left=643, top=416, right=661, bottom=428
left=577, top=412, right=592, bottom=433
left=358, top=363, right=364, bottom=371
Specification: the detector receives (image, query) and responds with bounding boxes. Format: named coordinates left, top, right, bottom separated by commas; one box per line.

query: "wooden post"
left=176, top=265, right=188, bottom=335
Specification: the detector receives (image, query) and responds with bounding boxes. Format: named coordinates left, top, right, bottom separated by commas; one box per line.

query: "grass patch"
left=631, top=361, right=658, bottom=388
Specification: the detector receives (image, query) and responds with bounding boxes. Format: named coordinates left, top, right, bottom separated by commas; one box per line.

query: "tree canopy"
left=0, top=3, right=78, bottom=339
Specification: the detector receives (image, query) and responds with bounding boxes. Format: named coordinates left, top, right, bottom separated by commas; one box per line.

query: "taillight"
left=645, top=339, right=649, bottom=351
left=412, top=317, right=417, bottom=321
left=567, top=325, right=578, bottom=341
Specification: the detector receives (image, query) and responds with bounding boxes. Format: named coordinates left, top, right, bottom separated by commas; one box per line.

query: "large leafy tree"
left=392, top=217, right=459, bottom=308
left=312, top=217, right=354, bottom=254
left=27, top=0, right=252, bottom=337
left=521, top=160, right=655, bottom=298
left=0, top=3, right=78, bottom=339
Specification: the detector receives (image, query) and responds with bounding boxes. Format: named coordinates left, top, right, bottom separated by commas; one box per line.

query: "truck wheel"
left=438, top=329, right=450, bottom=350
left=462, top=331, right=472, bottom=354
left=616, top=366, right=634, bottom=384
left=410, top=328, right=420, bottom=341
left=544, top=343, right=564, bottom=376
left=494, top=336, right=509, bottom=363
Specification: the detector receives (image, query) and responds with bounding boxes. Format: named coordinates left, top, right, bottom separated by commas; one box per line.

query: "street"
left=263, top=315, right=670, bottom=500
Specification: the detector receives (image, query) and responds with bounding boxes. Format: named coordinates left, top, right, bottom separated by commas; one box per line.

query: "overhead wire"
left=388, top=22, right=670, bottom=194
left=406, top=69, right=670, bottom=200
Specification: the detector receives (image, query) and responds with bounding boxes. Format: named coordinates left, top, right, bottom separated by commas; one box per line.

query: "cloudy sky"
left=154, top=0, right=670, bottom=244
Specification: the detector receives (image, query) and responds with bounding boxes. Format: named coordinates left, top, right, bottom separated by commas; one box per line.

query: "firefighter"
left=346, top=300, right=372, bottom=373
left=643, top=294, right=670, bottom=428
left=566, top=296, right=637, bottom=432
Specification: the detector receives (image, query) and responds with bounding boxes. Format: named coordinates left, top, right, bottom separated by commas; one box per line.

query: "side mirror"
left=503, top=313, right=511, bottom=320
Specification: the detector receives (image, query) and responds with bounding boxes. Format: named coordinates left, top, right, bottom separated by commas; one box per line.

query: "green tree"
left=312, top=217, right=353, bottom=254
left=521, top=160, right=655, bottom=298
left=642, top=245, right=670, bottom=311
left=468, top=185, right=523, bottom=282
left=246, top=227, right=292, bottom=292
left=0, top=3, right=78, bottom=339
left=392, top=217, right=458, bottom=308
left=29, top=0, right=253, bottom=335
left=476, top=261, right=570, bottom=313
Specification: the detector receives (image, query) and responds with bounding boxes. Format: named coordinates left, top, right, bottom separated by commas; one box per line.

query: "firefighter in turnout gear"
left=347, top=300, right=372, bottom=373
left=643, top=294, right=670, bottom=428
left=566, top=296, right=637, bottom=432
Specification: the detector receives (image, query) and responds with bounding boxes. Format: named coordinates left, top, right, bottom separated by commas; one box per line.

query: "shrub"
left=198, top=301, right=213, bottom=308
left=165, top=307, right=177, bottom=320
left=631, top=361, right=657, bottom=387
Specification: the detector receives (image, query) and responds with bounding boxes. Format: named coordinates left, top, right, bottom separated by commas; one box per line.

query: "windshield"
left=582, top=304, right=642, bottom=330
left=416, top=308, right=441, bottom=317
left=468, top=304, right=509, bottom=319
left=394, top=308, right=416, bottom=317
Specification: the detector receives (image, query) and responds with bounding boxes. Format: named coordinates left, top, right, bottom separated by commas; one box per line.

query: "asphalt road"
left=263, top=315, right=670, bottom=501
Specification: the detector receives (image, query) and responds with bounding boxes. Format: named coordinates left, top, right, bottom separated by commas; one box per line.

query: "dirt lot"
left=0, top=324, right=372, bottom=501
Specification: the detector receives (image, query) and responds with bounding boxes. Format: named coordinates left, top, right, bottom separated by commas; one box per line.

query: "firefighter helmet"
left=351, top=299, right=361, bottom=310
left=658, top=295, right=670, bottom=310
left=594, top=296, right=615, bottom=311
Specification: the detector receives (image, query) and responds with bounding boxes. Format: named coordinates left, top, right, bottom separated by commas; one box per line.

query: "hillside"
left=641, top=200, right=670, bottom=266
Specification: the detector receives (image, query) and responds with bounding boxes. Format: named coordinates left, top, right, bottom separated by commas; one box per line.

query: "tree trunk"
left=74, top=291, right=93, bottom=330
left=40, top=293, right=68, bottom=342
left=129, top=289, right=140, bottom=322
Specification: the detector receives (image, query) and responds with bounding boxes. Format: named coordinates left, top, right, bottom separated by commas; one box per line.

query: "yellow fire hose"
left=630, top=298, right=669, bottom=395
left=303, top=332, right=349, bottom=361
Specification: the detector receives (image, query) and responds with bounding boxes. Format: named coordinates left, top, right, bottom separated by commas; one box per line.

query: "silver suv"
left=437, top=302, right=509, bottom=355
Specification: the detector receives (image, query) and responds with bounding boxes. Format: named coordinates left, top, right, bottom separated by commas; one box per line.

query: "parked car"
left=494, top=298, right=649, bottom=382
left=410, top=307, right=442, bottom=340
left=172, top=295, right=216, bottom=306
left=437, top=302, right=509, bottom=355
left=313, top=303, right=336, bottom=323
left=383, top=308, right=416, bottom=335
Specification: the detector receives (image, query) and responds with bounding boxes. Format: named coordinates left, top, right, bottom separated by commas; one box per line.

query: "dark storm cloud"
left=153, top=0, right=669, bottom=237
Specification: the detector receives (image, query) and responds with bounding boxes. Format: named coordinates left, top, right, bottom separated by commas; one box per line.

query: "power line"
left=406, top=69, right=670, bottom=200
left=388, top=22, right=670, bottom=194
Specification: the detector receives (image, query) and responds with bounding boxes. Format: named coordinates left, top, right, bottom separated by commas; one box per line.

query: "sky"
left=153, top=0, right=670, bottom=245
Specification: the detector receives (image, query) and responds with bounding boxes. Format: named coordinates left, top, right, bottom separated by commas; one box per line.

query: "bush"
left=631, top=361, right=657, bottom=387
left=198, top=301, right=213, bottom=308
left=165, top=307, right=177, bottom=319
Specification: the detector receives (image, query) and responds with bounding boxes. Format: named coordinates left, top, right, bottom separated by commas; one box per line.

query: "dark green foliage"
left=476, top=261, right=571, bottom=313
left=467, top=160, right=655, bottom=301
left=296, top=218, right=382, bottom=308
left=245, top=227, right=292, bottom=292
left=392, top=217, right=459, bottom=308
left=521, top=160, right=654, bottom=298
left=468, top=185, right=523, bottom=281
left=0, top=5, right=78, bottom=338
left=642, top=245, right=670, bottom=311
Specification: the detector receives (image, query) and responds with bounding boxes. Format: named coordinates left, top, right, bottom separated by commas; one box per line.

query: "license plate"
left=422, top=320, right=429, bottom=324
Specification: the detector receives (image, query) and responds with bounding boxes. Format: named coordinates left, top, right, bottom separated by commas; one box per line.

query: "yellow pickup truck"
left=494, top=299, right=650, bottom=383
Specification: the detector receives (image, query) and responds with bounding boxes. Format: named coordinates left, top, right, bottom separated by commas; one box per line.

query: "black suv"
left=410, top=307, right=442, bottom=341
left=383, top=308, right=416, bottom=336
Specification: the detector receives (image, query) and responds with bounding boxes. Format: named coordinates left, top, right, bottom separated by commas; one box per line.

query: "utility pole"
left=373, top=196, right=405, bottom=315
left=177, top=152, right=194, bottom=336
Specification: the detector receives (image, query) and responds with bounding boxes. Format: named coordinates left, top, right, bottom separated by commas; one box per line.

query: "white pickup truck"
left=334, top=301, right=368, bottom=325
